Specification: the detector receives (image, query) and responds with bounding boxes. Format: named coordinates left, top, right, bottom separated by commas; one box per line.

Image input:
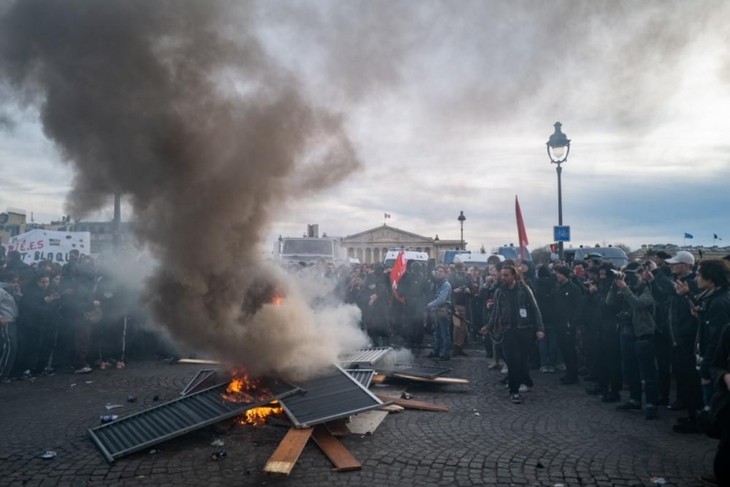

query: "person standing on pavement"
left=695, top=260, right=730, bottom=411
left=449, top=262, right=471, bottom=357
left=0, top=273, right=21, bottom=383
left=709, top=323, right=730, bottom=486
left=644, top=250, right=676, bottom=406
left=607, top=261, right=659, bottom=420
left=554, top=266, right=583, bottom=385
left=534, top=264, right=558, bottom=373
left=427, top=265, right=452, bottom=361
left=665, top=250, right=704, bottom=433
left=482, top=264, right=544, bottom=404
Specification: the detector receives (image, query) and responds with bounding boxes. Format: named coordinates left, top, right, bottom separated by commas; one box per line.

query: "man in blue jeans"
left=607, top=261, right=659, bottom=420
left=427, top=265, right=452, bottom=361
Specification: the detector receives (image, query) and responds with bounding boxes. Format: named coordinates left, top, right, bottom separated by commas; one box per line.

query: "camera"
left=610, top=269, right=624, bottom=280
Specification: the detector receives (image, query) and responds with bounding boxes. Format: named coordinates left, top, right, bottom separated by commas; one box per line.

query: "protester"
left=0, top=272, right=20, bottom=383
left=608, top=262, right=659, bottom=420
left=427, top=264, right=452, bottom=361
left=666, top=251, right=704, bottom=432
left=482, top=264, right=544, bottom=404
left=554, top=266, right=582, bottom=385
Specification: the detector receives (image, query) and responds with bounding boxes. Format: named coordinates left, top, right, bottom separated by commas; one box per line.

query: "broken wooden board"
left=347, top=409, right=390, bottom=435
left=391, top=373, right=469, bottom=385
left=175, top=358, right=221, bottom=365
left=264, top=427, right=313, bottom=475
left=379, top=404, right=404, bottom=413
left=312, top=425, right=362, bottom=472
left=375, top=394, right=450, bottom=412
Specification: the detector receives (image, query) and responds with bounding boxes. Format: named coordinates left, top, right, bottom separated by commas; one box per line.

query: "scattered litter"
left=210, top=449, right=227, bottom=461
left=70, top=383, right=77, bottom=388
left=536, top=462, right=545, bottom=469
left=85, top=381, right=94, bottom=384
left=474, top=412, right=480, bottom=416
left=100, top=415, right=119, bottom=424
left=554, top=484, right=565, bottom=487
left=152, top=395, right=159, bottom=401
left=400, top=392, right=412, bottom=400
left=650, top=477, right=667, bottom=485
left=127, top=394, right=137, bottom=403
left=39, top=450, right=57, bottom=460
left=105, top=404, right=124, bottom=410
left=210, top=439, right=225, bottom=447
left=148, top=449, right=158, bottom=455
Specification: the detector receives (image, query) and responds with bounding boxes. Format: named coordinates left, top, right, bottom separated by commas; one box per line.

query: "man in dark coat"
left=554, top=266, right=583, bottom=385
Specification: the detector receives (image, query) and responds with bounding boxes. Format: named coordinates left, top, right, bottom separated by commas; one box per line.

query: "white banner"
left=2, top=229, right=91, bottom=265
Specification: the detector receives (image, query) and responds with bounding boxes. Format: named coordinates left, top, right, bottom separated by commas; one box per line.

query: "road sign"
left=554, top=225, right=571, bottom=242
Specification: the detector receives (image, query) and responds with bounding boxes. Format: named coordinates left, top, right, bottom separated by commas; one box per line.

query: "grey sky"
left=2, top=0, right=729, bottom=250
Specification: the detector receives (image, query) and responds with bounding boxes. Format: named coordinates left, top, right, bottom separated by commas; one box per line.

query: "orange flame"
left=272, top=294, right=283, bottom=306
left=222, top=370, right=271, bottom=404
left=239, top=401, right=283, bottom=427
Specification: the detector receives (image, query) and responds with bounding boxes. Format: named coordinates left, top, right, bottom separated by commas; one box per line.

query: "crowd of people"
left=0, top=248, right=144, bottom=382
left=320, top=249, right=730, bottom=486
left=4, top=246, right=730, bottom=484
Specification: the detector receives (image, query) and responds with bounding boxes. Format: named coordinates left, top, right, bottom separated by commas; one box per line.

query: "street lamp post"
left=457, top=211, right=466, bottom=250
left=546, top=122, right=571, bottom=261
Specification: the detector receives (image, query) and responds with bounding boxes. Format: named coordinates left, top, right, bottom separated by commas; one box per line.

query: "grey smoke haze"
left=0, top=0, right=365, bottom=379
left=1, top=0, right=729, bottom=372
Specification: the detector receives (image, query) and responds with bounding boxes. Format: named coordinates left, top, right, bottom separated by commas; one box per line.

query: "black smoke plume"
left=0, top=0, right=365, bottom=379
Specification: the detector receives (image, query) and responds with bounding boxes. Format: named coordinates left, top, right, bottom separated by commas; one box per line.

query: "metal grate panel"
left=89, top=380, right=300, bottom=463
left=379, top=364, right=451, bottom=379
left=280, top=365, right=384, bottom=428
left=338, top=347, right=392, bottom=366
left=344, top=369, right=375, bottom=388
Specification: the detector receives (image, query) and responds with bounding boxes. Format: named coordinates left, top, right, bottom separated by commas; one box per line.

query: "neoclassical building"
left=342, top=224, right=462, bottom=264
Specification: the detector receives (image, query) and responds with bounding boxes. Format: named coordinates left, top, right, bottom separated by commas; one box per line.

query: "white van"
left=382, top=249, right=429, bottom=268
left=454, top=253, right=504, bottom=270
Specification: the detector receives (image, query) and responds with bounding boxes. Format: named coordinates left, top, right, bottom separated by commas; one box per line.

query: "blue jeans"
left=432, top=313, right=452, bottom=359
left=621, top=333, right=658, bottom=406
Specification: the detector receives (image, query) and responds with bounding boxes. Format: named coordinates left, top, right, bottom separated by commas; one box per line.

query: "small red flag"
left=515, top=196, right=529, bottom=260
left=390, top=250, right=407, bottom=303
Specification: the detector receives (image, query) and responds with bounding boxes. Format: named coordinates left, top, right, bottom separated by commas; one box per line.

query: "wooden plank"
left=379, top=404, right=404, bottom=413
left=375, top=394, right=450, bottom=412
left=391, top=373, right=469, bottom=385
left=175, top=358, right=221, bottom=365
left=263, top=427, right=313, bottom=475
left=312, top=425, right=361, bottom=472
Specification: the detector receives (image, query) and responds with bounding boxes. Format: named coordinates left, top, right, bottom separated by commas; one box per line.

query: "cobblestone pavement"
left=0, top=345, right=716, bottom=487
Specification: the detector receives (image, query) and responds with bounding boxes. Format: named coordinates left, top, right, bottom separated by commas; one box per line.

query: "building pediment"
left=343, top=225, right=432, bottom=245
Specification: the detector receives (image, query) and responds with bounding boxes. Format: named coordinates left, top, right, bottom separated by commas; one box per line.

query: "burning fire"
left=222, top=370, right=270, bottom=403
left=240, top=401, right=283, bottom=427
left=271, top=294, right=283, bottom=306
left=222, top=370, right=284, bottom=426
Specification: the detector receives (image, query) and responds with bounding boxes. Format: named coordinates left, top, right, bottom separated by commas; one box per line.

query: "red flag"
left=390, top=250, right=407, bottom=303
left=515, top=196, right=529, bottom=260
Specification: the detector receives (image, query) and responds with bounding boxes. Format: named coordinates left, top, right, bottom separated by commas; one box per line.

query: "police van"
left=453, top=252, right=504, bottom=270
left=563, top=246, right=628, bottom=268
left=382, top=249, right=429, bottom=268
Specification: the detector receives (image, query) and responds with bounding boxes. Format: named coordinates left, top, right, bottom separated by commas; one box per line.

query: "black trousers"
left=556, top=321, right=579, bottom=380
left=503, top=327, right=534, bottom=394
left=596, top=321, right=622, bottom=393
left=672, top=341, right=703, bottom=416
left=654, top=330, right=672, bottom=402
